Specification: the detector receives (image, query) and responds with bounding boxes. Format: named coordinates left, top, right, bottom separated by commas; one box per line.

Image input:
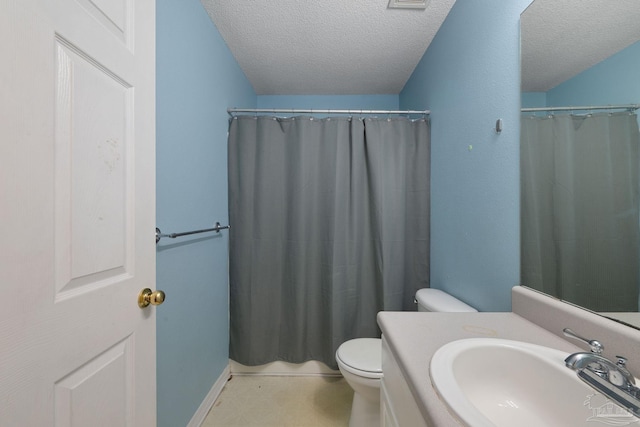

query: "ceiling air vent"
left=388, top=0, right=430, bottom=9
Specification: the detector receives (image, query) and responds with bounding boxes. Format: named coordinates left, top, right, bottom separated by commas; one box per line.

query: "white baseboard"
left=229, top=359, right=341, bottom=377
left=186, top=364, right=231, bottom=427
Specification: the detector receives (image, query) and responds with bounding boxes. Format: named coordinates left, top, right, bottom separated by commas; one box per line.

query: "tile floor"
left=201, top=375, right=353, bottom=427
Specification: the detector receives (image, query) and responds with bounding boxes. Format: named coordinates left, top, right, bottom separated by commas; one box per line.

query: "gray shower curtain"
left=228, top=115, right=430, bottom=368
left=521, top=112, right=640, bottom=311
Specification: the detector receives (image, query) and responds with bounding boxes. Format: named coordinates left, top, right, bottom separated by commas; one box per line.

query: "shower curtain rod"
left=521, top=104, right=640, bottom=113
left=227, top=108, right=430, bottom=117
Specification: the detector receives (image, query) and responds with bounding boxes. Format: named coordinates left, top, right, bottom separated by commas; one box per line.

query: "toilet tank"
left=415, top=288, right=477, bottom=312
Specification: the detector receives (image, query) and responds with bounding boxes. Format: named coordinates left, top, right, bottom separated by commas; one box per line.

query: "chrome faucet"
left=563, top=328, right=640, bottom=417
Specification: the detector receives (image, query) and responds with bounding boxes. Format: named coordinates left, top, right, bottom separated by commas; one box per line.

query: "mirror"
left=520, top=0, right=640, bottom=328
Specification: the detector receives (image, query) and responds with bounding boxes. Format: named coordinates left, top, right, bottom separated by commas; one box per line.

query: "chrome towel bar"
left=156, top=222, right=230, bottom=244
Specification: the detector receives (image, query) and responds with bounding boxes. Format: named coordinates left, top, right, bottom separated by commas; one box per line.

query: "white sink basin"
left=430, top=338, right=639, bottom=427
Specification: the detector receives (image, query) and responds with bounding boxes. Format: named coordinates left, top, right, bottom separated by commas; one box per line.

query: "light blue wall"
left=400, top=0, right=533, bottom=311
left=547, top=40, right=640, bottom=107
left=257, top=94, right=399, bottom=111
left=521, top=92, right=546, bottom=108
left=156, top=1, right=256, bottom=426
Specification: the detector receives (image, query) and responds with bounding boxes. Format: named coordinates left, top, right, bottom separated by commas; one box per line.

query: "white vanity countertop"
left=377, top=312, right=582, bottom=427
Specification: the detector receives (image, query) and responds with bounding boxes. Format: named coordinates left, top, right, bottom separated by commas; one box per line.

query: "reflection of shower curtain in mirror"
left=521, top=112, right=640, bottom=311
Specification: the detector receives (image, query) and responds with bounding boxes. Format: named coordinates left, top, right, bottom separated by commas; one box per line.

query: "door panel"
left=74, top=0, right=130, bottom=44
left=54, top=337, right=134, bottom=427
left=54, top=35, right=133, bottom=299
left=0, top=0, right=156, bottom=425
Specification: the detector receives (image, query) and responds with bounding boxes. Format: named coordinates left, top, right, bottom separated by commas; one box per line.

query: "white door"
left=0, top=0, right=157, bottom=426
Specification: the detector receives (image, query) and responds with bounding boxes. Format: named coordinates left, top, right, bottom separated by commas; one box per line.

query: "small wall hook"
left=495, top=118, right=503, bottom=134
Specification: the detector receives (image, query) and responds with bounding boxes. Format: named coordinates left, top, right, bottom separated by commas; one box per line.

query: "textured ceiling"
left=201, top=0, right=456, bottom=95
left=521, top=0, right=640, bottom=92
left=202, top=1, right=640, bottom=95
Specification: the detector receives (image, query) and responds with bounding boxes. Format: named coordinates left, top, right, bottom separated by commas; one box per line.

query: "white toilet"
left=335, top=288, right=477, bottom=427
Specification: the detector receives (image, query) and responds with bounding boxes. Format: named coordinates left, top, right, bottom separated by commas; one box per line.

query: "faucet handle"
left=563, top=328, right=604, bottom=354
left=615, top=356, right=636, bottom=386
left=617, top=356, right=628, bottom=368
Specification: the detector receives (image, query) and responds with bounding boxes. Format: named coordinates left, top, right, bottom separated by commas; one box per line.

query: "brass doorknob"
left=138, top=288, right=166, bottom=308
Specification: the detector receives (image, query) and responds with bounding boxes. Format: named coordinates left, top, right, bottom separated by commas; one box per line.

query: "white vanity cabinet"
left=380, top=335, right=430, bottom=427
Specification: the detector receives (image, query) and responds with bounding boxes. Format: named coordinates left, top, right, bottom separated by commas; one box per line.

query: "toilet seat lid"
left=336, top=338, right=382, bottom=374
